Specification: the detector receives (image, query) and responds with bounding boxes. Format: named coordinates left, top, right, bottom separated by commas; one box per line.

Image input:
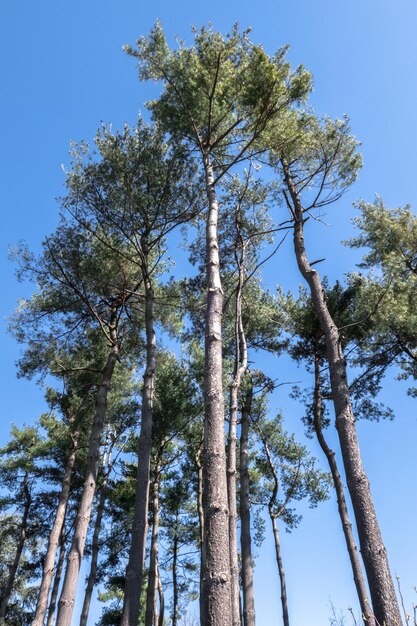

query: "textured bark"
left=56, top=329, right=119, bottom=626
left=313, top=353, right=374, bottom=626
left=46, top=528, right=66, bottom=626
left=196, top=444, right=206, bottom=626
left=202, top=154, right=232, bottom=626
left=0, top=472, right=31, bottom=624
left=145, top=457, right=161, bottom=626
left=32, top=431, right=79, bottom=626
left=239, top=389, right=256, bottom=626
left=283, top=160, right=402, bottom=626
left=79, top=436, right=113, bottom=626
left=121, top=260, right=156, bottom=626
left=172, top=513, right=179, bottom=626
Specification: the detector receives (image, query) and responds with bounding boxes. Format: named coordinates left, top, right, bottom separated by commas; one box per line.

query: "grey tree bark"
left=157, top=567, right=164, bottom=626
left=282, top=160, right=402, bottom=626
left=172, top=512, right=179, bottom=626
left=202, top=154, right=232, bottom=625
left=0, top=471, right=31, bottom=624
left=145, top=455, right=161, bottom=626
left=239, top=387, right=256, bottom=626
left=46, top=528, right=66, bottom=626
left=55, top=326, right=119, bottom=626
left=313, top=353, right=374, bottom=626
left=121, top=254, right=156, bottom=626
left=32, top=430, right=79, bottom=626
left=79, top=433, right=113, bottom=626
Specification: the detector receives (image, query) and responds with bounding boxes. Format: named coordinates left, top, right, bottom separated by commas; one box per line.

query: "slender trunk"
left=121, top=258, right=156, bottom=626
left=172, top=511, right=179, bottom=626
left=202, top=154, right=232, bottom=626
left=313, top=353, right=374, bottom=625
left=32, top=431, right=79, bottom=626
left=56, top=329, right=119, bottom=626
left=270, top=514, right=289, bottom=626
left=196, top=444, right=206, bottom=626
left=283, top=160, right=402, bottom=626
left=261, top=438, right=289, bottom=626
left=0, top=472, right=31, bottom=624
left=227, top=242, right=247, bottom=626
left=239, top=388, right=256, bottom=626
left=157, top=564, right=164, bottom=626
left=79, top=435, right=113, bottom=626
left=46, top=528, right=66, bottom=626
left=145, top=456, right=161, bottom=626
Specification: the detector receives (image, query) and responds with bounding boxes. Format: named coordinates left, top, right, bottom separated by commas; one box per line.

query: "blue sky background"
left=2, top=1, right=417, bottom=624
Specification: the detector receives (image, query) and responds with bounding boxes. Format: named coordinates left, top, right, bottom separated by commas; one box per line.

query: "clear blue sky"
left=2, top=1, right=417, bottom=624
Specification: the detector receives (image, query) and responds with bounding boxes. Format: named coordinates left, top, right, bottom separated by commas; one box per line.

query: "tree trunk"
left=202, top=153, right=232, bottom=626
left=283, top=160, right=402, bottom=626
left=270, top=514, right=289, bottom=626
left=239, top=388, right=256, bottom=626
left=145, top=456, right=161, bottom=626
left=32, top=430, right=79, bottom=626
left=172, top=512, right=179, bottom=626
left=55, top=331, right=119, bottom=626
left=196, top=444, right=206, bottom=626
left=0, top=472, right=31, bottom=624
left=313, top=353, right=374, bottom=626
left=157, top=563, right=164, bottom=626
left=121, top=261, right=156, bottom=626
left=227, top=246, right=247, bottom=626
left=79, top=434, right=113, bottom=626
left=46, top=528, right=66, bottom=626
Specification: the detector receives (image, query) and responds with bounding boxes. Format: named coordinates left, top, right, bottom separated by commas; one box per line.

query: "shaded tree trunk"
left=145, top=455, right=162, bottom=626
left=32, top=430, right=79, bottom=626
left=121, top=256, right=156, bottom=626
left=157, top=564, right=164, bottom=626
left=56, top=327, right=119, bottom=626
left=202, top=154, right=232, bottom=626
left=46, top=528, right=66, bottom=626
left=283, top=160, right=402, bottom=626
left=196, top=444, right=206, bottom=626
left=239, top=387, right=256, bottom=626
left=79, top=434, right=113, bottom=626
left=0, top=472, right=31, bottom=624
left=172, top=511, right=179, bottom=626
left=227, top=237, right=247, bottom=626
left=313, top=352, right=374, bottom=626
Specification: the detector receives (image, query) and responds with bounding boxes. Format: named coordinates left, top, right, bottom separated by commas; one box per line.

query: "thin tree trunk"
left=56, top=329, right=119, bottom=626
left=46, top=528, right=66, bottom=626
left=0, top=472, right=31, bottom=624
left=121, top=258, right=156, bottom=626
left=239, top=387, right=256, bottom=626
left=202, top=154, right=232, bottom=626
left=261, top=440, right=289, bottom=626
left=32, top=430, right=79, bottom=626
left=196, top=444, right=206, bottom=626
left=313, top=352, right=374, bottom=626
left=145, top=455, right=161, bottom=626
left=282, top=159, right=402, bottom=626
left=79, top=434, right=113, bottom=626
left=157, top=568, right=164, bottom=626
left=227, top=236, right=247, bottom=626
left=172, top=511, right=179, bottom=626
left=270, top=514, right=289, bottom=626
